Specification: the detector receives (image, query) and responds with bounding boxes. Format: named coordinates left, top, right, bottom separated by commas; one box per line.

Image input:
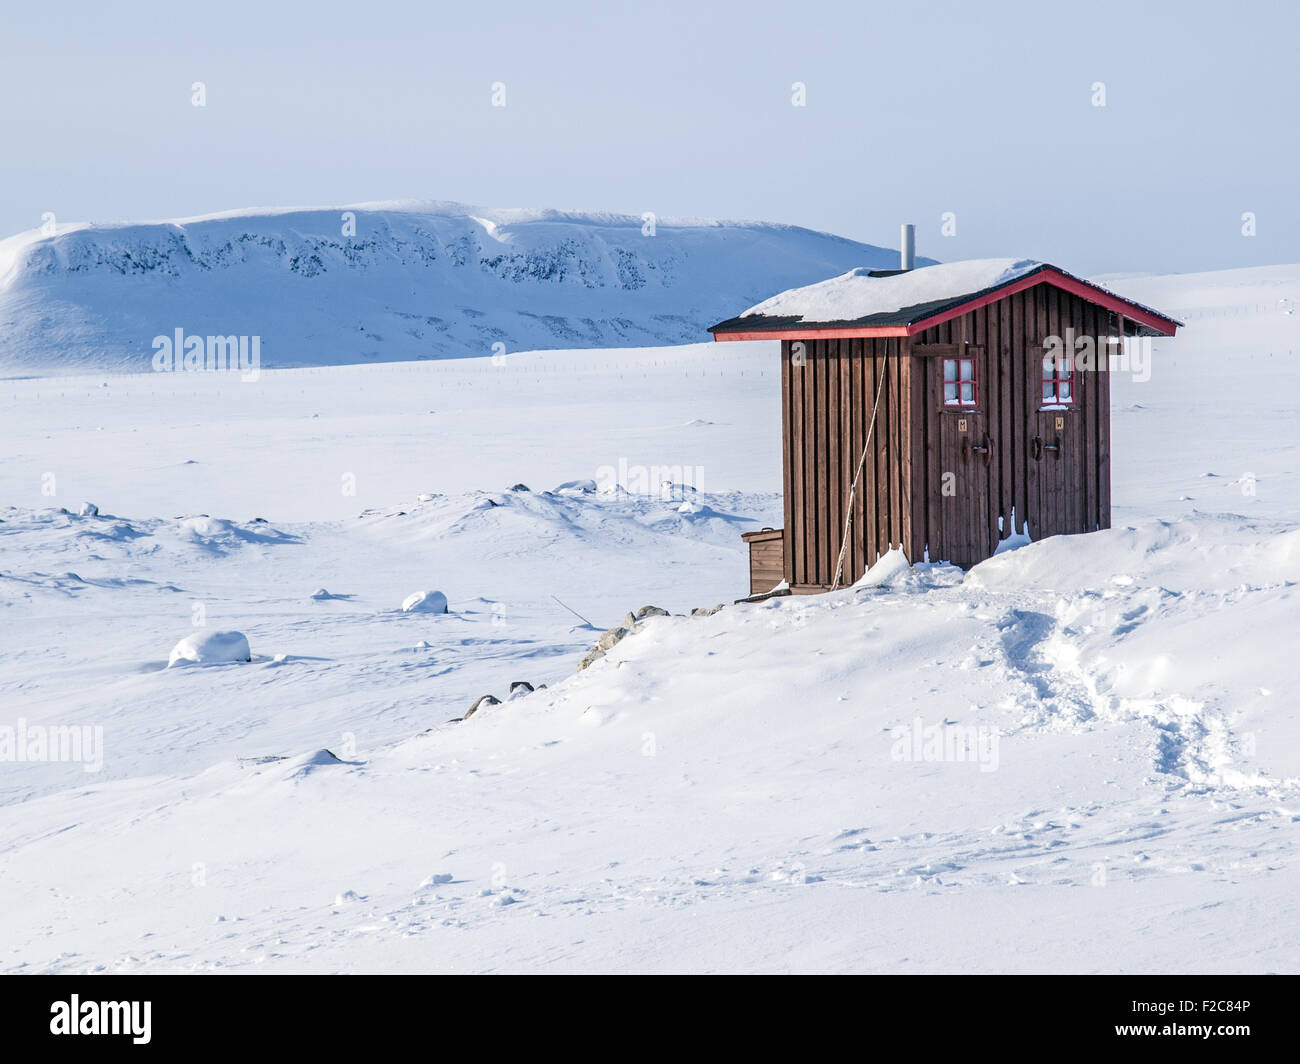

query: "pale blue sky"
left=3, top=0, right=1296, bottom=274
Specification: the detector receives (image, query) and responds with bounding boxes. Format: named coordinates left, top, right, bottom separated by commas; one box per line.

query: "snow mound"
left=401, top=590, right=448, bottom=614
left=282, top=749, right=347, bottom=778
left=166, top=630, right=252, bottom=667
left=851, top=547, right=911, bottom=589
left=419, top=873, right=454, bottom=888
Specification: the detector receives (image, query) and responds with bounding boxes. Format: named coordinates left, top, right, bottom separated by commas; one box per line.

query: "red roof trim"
left=914, top=268, right=1178, bottom=337
left=713, top=324, right=910, bottom=341
left=711, top=269, right=1179, bottom=342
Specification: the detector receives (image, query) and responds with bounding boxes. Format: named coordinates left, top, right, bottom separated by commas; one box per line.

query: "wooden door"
left=938, top=409, right=991, bottom=567
left=927, top=344, right=992, bottom=569
left=1026, top=346, right=1085, bottom=540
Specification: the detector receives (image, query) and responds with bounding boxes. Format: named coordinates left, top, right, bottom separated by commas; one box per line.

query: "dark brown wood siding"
left=779, top=336, right=914, bottom=590
left=908, top=284, right=1113, bottom=564
left=776, top=279, right=1115, bottom=588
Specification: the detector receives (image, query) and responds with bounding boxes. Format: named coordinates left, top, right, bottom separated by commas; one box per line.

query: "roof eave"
left=710, top=266, right=1181, bottom=341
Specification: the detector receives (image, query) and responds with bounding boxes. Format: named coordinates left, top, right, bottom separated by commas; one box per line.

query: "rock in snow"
left=401, top=590, right=448, bottom=614
left=579, top=606, right=673, bottom=671
left=166, top=630, right=252, bottom=667
left=463, top=694, right=501, bottom=720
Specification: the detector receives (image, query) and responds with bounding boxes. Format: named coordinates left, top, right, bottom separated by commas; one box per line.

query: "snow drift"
left=166, top=630, right=252, bottom=667
left=401, top=589, right=449, bottom=614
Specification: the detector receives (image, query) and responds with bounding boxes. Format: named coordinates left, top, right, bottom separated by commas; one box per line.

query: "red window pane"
left=943, top=358, right=976, bottom=407
left=1042, top=352, right=1073, bottom=405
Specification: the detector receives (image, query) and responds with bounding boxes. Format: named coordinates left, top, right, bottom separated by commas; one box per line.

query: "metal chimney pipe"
left=900, top=223, right=915, bottom=271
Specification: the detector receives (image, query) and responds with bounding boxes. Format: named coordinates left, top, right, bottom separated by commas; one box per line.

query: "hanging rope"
left=830, top=357, right=889, bottom=591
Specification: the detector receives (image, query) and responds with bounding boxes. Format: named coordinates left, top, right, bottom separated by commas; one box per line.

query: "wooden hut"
left=711, top=249, right=1181, bottom=595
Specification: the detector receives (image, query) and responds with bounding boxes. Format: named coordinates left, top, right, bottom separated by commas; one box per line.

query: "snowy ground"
left=1, top=266, right=1299, bottom=973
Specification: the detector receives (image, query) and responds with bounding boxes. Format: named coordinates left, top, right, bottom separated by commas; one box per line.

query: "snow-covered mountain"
left=0, top=202, right=928, bottom=374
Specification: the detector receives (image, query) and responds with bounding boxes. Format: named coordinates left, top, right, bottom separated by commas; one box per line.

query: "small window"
left=943, top=357, right=977, bottom=407
left=1042, top=352, right=1073, bottom=406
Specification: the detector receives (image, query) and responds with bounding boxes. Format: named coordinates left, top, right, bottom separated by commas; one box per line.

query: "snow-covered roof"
left=740, top=258, right=1041, bottom=324
left=710, top=257, right=1182, bottom=337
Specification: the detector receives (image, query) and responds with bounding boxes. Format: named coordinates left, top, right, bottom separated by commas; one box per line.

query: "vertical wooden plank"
left=1071, top=293, right=1085, bottom=535
left=1045, top=286, right=1060, bottom=539
left=925, top=354, right=943, bottom=563
left=883, top=340, right=894, bottom=559
left=1024, top=288, right=1043, bottom=540
left=1074, top=295, right=1088, bottom=535
left=781, top=341, right=795, bottom=584
left=1060, top=295, right=1075, bottom=532
left=825, top=339, right=841, bottom=586
left=849, top=339, right=865, bottom=581
left=813, top=339, right=829, bottom=586
left=904, top=340, right=926, bottom=563
left=982, top=300, right=999, bottom=540
left=873, top=344, right=889, bottom=564
left=888, top=338, right=904, bottom=552
left=1058, top=292, right=1073, bottom=534
left=955, top=316, right=970, bottom=561
left=866, top=344, right=880, bottom=565
left=841, top=338, right=853, bottom=576
left=860, top=340, right=877, bottom=569
left=824, top=339, right=835, bottom=586
left=996, top=295, right=1012, bottom=537
left=1011, top=289, right=1027, bottom=534
left=1080, top=300, right=1096, bottom=529
left=802, top=339, right=817, bottom=586
left=837, top=338, right=854, bottom=581
left=963, top=314, right=977, bottom=561
left=975, top=307, right=997, bottom=557
left=1095, top=304, right=1108, bottom=530
left=1065, top=294, right=1085, bottom=534
left=895, top=345, right=910, bottom=563
left=1086, top=303, right=1097, bottom=525
left=789, top=340, right=805, bottom=587
left=1037, top=285, right=1051, bottom=538
left=1100, top=315, right=1116, bottom=529
left=817, top=338, right=829, bottom=584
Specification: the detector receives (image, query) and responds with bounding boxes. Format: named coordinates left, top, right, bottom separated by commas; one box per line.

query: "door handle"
left=969, top=433, right=993, bottom=466
left=1030, top=435, right=1059, bottom=461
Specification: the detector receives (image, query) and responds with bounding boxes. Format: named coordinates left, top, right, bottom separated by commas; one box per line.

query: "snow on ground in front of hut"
left=1, top=266, right=1300, bottom=973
